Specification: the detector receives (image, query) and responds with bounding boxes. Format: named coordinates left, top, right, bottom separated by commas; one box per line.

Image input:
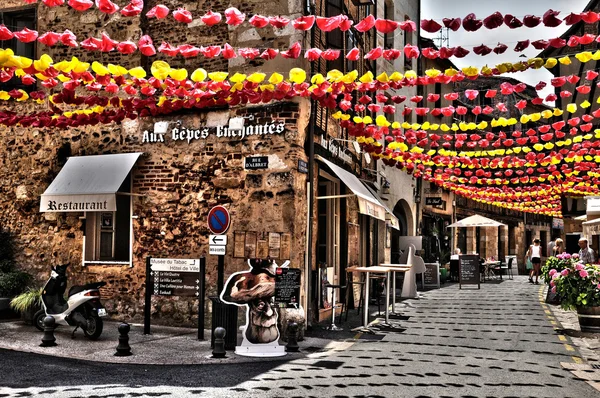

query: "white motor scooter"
left=33, top=263, right=107, bottom=340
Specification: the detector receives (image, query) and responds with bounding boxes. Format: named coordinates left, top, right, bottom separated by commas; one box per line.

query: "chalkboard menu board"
left=459, top=254, right=480, bottom=289
left=423, top=263, right=440, bottom=288
left=275, top=268, right=301, bottom=308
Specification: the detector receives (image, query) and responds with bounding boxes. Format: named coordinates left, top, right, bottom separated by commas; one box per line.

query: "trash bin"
left=210, top=296, right=238, bottom=350
left=440, top=268, right=447, bottom=284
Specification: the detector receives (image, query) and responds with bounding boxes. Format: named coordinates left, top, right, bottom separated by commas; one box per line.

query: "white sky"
left=421, top=0, right=591, bottom=101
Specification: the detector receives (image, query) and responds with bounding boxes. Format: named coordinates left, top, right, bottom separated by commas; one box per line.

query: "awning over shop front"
left=317, top=156, right=398, bottom=229
left=40, top=153, right=143, bottom=213
left=582, top=217, right=600, bottom=236
left=362, top=183, right=400, bottom=230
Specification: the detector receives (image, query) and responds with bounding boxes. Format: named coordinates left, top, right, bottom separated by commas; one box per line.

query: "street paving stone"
left=0, top=275, right=598, bottom=397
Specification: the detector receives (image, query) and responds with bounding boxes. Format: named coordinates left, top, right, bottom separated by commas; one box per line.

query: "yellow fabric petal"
left=389, top=71, right=403, bottom=82
left=229, top=72, right=247, bottom=83
left=91, top=61, right=109, bottom=76
left=404, top=70, right=417, bottom=79
left=567, top=103, right=577, bottom=113
left=575, top=52, right=593, bottom=63
left=191, top=68, right=207, bottom=82
left=462, top=66, right=479, bottom=77
left=376, top=72, right=389, bottom=83
left=129, top=67, right=147, bottom=79
left=170, top=68, right=188, bottom=80
left=0, top=91, right=9, bottom=100
left=33, top=54, right=53, bottom=71
left=359, top=71, right=373, bottom=83
left=108, top=64, right=128, bottom=76
left=326, top=70, right=343, bottom=81
left=208, top=71, right=228, bottom=82
left=544, top=58, right=557, bottom=69
left=16, top=90, right=28, bottom=102
left=581, top=100, right=591, bottom=108
left=444, top=68, right=458, bottom=77
left=559, top=56, right=572, bottom=65
left=289, top=68, right=306, bottom=84
left=151, top=61, right=171, bottom=80
left=376, top=115, right=390, bottom=127
left=425, top=69, right=440, bottom=78
left=309, top=73, right=323, bottom=85
left=247, top=72, right=265, bottom=84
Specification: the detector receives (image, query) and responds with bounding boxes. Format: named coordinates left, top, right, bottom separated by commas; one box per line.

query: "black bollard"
left=114, top=323, right=132, bottom=357
left=40, top=316, right=57, bottom=347
left=212, top=327, right=226, bottom=358
left=286, top=321, right=299, bottom=352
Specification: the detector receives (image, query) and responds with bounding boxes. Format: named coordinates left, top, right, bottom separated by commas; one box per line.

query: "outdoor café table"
left=483, top=260, right=501, bottom=281
left=379, top=263, right=412, bottom=313
left=348, top=266, right=392, bottom=332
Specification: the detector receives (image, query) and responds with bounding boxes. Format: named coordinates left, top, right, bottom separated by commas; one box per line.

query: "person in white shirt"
left=526, top=239, right=542, bottom=285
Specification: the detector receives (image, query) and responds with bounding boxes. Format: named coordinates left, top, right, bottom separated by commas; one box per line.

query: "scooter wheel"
left=33, top=309, right=46, bottom=332
left=83, top=315, right=103, bottom=340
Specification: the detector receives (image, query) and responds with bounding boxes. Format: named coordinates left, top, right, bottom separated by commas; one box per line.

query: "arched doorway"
left=391, top=199, right=412, bottom=263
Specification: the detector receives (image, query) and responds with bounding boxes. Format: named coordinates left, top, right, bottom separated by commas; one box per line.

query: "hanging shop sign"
left=142, top=121, right=286, bottom=144
left=425, top=197, right=443, bottom=206
left=244, top=156, right=269, bottom=170
left=552, top=217, right=565, bottom=229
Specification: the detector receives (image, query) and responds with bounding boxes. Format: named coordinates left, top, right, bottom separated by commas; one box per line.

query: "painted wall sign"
left=318, top=135, right=353, bottom=165
left=142, top=121, right=286, bottom=144
left=207, top=206, right=230, bottom=235
left=244, top=156, right=269, bottom=170
left=425, top=197, right=443, bottom=206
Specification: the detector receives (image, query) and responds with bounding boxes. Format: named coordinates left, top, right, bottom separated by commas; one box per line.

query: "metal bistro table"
left=380, top=263, right=412, bottom=314
left=348, top=266, right=392, bottom=332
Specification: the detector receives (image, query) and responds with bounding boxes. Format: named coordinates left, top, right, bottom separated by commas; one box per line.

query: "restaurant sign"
left=142, top=121, right=285, bottom=144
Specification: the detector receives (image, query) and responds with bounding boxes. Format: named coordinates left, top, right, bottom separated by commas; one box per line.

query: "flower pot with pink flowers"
left=541, top=253, right=577, bottom=305
left=550, top=258, right=600, bottom=333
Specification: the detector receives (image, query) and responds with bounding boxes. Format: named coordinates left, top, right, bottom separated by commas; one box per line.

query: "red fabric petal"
left=81, top=37, right=102, bottom=51
left=364, top=47, right=383, bottom=60
left=14, top=28, right=38, bottom=43
left=42, top=0, right=64, bottom=6
left=513, top=40, right=530, bottom=52
left=586, top=70, right=599, bottom=80
left=375, top=18, right=398, bottom=34
left=543, top=9, right=562, bottom=27
left=158, top=42, right=179, bottom=57
left=439, top=47, right=455, bottom=59
left=239, top=48, right=260, bottom=60
left=535, top=81, right=547, bottom=90
left=514, top=83, right=526, bottom=93
left=117, top=41, right=137, bottom=54
left=304, top=48, right=321, bottom=61
left=95, top=0, right=119, bottom=15
left=60, top=30, right=78, bottom=47
left=579, top=33, right=596, bottom=45
left=222, top=43, right=236, bottom=59
left=504, top=14, right=523, bottom=29
left=269, top=16, right=290, bottom=29
left=260, top=48, right=279, bottom=60
left=453, top=46, right=470, bottom=58
left=292, top=15, right=315, bottom=30
left=522, top=14, right=540, bottom=27
left=422, top=47, right=439, bottom=59
left=68, top=0, right=93, bottom=11
left=420, top=19, right=442, bottom=33
left=173, top=8, right=193, bottom=24
left=403, top=44, right=420, bottom=59
left=322, top=49, right=340, bottom=61
left=463, top=13, right=483, bottom=32
left=427, top=93, right=440, bottom=102
left=249, top=15, right=269, bottom=28
left=548, top=37, right=566, bottom=48
left=551, top=77, right=566, bottom=87
left=281, top=42, right=301, bottom=59
left=201, top=11, right=221, bottom=26
left=493, top=43, right=508, bottom=54
left=0, top=25, right=14, bottom=41
left=316, top=15, right=342, bottom=32
left=567, top=36, right=580, bottom=47
left=100, top=32, right=117, bottom=52
left=346, top=47, right=360, bottom=61
left=224, top=7, right=245, bottom=26
left=355, top=15, right=376, bottom=32
left=146, top=4, right=169, bottom=19
left=473, top=44, right=491, bottom=56
left=576, top=85, right=591, bottom=94
left=465, top=90, right=478, bottom=100
left=383, top=49, right=401, bottom=61
left=339, top=16, right=353, bottom=31
left=121, top=0, right=143, bottom=17
left=531, top=39, right=549, bottom=50
left=485, top=90, right=497, bottom=98
left=38, top=31, right=60, bottom=46
left=444, top=93, right=458, bottom=101
left=178, top=44, right=201, bottom=58
left=483, top=11, right=503, bottom=29
left=567, top=75, right=580, bottom=84
left=442, top=17, right=461, bottom=31
left=138, top=35, right=156, bottom=56
left=398, top=20, right=416, bottom=32
left=581, top=11, right=600, bottom=24
left=564, top=12, right=582, bottom=25
left=531, top=97, right=543, bottom=105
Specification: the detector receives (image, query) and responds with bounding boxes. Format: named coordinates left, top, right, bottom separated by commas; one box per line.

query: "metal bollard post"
left=114, top=323, right=132, bottom=357
left=40, top=316, right=57, bottom=347
left=286, top=321, right=299, bottom=352
left=212, top=327, right=226, bottom=358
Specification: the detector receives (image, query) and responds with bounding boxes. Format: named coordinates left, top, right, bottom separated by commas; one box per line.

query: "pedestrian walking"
left=547, top=237, right=557, bottom=259
left=578, top=238, right=595, bottom=264
left=552, top=238, right=564, bottom=256
left=526, top=239, right=542, bottom=284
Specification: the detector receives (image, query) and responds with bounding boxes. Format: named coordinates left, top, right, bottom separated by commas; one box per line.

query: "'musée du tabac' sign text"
left=143, top=121, right=286, bottom=144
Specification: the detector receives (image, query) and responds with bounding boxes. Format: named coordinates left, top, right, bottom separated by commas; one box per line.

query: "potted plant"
left=10, top=287, right=42, bottom=325
left=541, top=253, right=576, bottom=304
left=0, top=229, right=31, bottom=317
left=549, top=256, right=600, bottom=333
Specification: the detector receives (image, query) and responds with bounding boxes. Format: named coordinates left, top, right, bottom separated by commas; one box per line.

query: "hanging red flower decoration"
left=579, top=34, right=596, bottom=45
left=375, top=18, right=398, bottom=34
left=249, top=15, right=269, bottom=28
left=427, top=93, right=440, bottom=103
left=364, top=47, right=383, bottom=60
left=322, top=49, right=340, bottom=61
left=317, top=15, right=343, bottom=32
left=260, top=48, right=279, bottom=60
left=464, top=90, right=478, bottom=100
left=383, top=49, right=401, bottom=60
left=355, top=15, right=376, bottom=32
left=421, top=48, right=439, bottom=59
left=493, top=43, right=508, bottom=54
left=121, top=0, right=143, bottom=17
left=576, top=85, right=591, bottom=94
left=439, top=47, right=455, bottom=59
left=14, top=28, right=38, bottom=43
left=420, top=19, right=442, bottom=33
left=68, top=0, right=93, bottom=11
left=60, top=30, right=78, bottom=47
left=173, top=8, right=193, bottom=24
left=586, top=70, right=599, bottom=80
left=117, top=41, right=137, bottom=54
left=138, top=35, right=156, bottom=56
left=224, top=7, right=245, bottom=26
left=473, top=44, right=492, bottom=56
left=404, top=44, right=420, bottom=59
left=95, top=0, right=119, bottom=15
left=391, top=96, right=406, bottom=104
left=442, top=17, right=461, bottom=31
left=292, top=15, right=315, bottom=30
left=444, top=93, right=458, bottom=101
left=81, top=37, right=101, bottom=51
left=514, top=40, right=530, bottom=52
left=177, top=44, right=200, bottom=58
left=581, top=11, right=600, bottom=23
left=453, top=46, right=470, bottom=58
left=281, top=42, right=301, bottom=59
left=42, top=0, right=64, bottom=6
left=38, top=31, right=60, bottom=46
left=158, top=42, right=179, bottom=57
left=345, top=47, right=360, bottom=61
left=521, top=14, right=540, bottom=28
left=222, top=43, right=236, bottom=59
left=0, top=25, right=14, bottom=41
left=564, top=13, right=582, bottom=25
left=239, top=48, right=260, bottom=60
left=100, top=32, right=118, bottom=52
left=462, top=13, right=483, bottom=32
left=269, top=16, right=290, bottom=29
left=305, top=48, right=322, bottom=61
left=531, top=39, right=549, bottom=50
left=549, top=37, right=566, bottom=48
left=146, top=4, right=169, bottom=19
left=483, top=12, right=503, bottom=29
left=566, top=75, right=580, bottom=84
left=542, top=9, right=562, bottom=27
left=398, top=21, right=417, bottom=32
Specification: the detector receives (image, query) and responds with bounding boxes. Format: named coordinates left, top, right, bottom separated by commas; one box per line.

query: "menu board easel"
left=459, top=254, right=480, bottom=289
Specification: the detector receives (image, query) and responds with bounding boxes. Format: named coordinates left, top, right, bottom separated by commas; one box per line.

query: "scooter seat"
left=68, top=281, right=106, bottom=297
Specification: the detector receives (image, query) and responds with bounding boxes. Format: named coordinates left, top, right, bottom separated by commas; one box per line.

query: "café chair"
left=344, top=264, right=364, bottom=321
left=325, top=282, right=346, bottom=331
left=500, top=257, right=514, bottom=280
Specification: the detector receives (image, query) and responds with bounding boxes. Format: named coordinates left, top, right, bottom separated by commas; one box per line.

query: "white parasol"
left=447, top=214, right=506, bottom=228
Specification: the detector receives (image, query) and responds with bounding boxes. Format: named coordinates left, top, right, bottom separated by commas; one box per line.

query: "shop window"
left=0, top=8, right=36, bottom=91
left=84, top=174, right=132, bottom=264
left=317, top=169, right=340, bottom=308
left=326, top=0, right=344, bottom=72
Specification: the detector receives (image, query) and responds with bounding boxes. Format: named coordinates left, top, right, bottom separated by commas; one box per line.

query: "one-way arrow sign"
left=209, top=234, right=227, bottom=245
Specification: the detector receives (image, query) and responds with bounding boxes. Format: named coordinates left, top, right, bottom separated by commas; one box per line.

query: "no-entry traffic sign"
left=207, top=205, right=230, bottom=235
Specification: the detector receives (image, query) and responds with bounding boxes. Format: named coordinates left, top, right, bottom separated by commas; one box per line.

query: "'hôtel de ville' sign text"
left=143, top=121, right=286, bottom=144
